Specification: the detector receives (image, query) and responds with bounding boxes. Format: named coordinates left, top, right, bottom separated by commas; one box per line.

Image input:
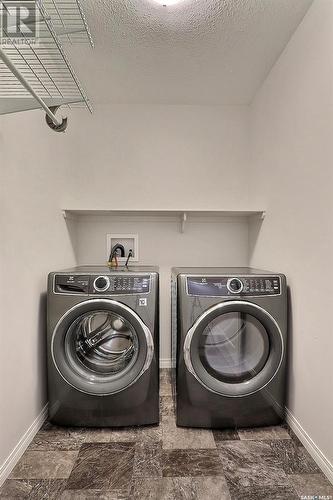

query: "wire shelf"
left=42, top=0, right=94, bottom=46
left=0, top=0, right=92, bottom=115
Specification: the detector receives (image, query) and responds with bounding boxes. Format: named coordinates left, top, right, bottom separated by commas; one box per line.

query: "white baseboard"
left=0, top=404, right=48, bottom=487
left=160, top=358, right=172, bottom=369
left=285, top=407, right=333, bottom=484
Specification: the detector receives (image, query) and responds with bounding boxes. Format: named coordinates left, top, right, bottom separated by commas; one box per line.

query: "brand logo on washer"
left=139, top=298, right=147, bottom=306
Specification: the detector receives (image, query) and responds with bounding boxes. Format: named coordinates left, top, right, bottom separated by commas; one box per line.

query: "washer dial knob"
left=93, top=276, right=110, bottom=292
left=227, top=278, right=243, bottom=294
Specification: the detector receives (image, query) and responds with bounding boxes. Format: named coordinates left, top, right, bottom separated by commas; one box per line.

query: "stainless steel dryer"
left=172, top=267, right=287, bottom=429
left=47, top=266, right=159, bottom=427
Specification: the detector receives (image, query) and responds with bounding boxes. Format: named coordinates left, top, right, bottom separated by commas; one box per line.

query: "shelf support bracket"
left=0, top=46, right=67, bottom=131
left=180, top=212, right=187, bottom=233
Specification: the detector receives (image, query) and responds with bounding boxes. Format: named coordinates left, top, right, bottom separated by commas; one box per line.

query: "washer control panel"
left=186, top=276, right=281, bottom=297
left=90, top=275, right=151, bottom=295
left=54, top=274, right=151, bottom=295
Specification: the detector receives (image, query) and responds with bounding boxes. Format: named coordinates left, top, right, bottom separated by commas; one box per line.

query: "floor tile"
left=218, top=441, right=288, bottom=488
left=162, top=415, right=216, bottom=450
left=0, top=479, right=33, bottom=498
left=161, top=396, right=174, bottom=418
left=160, top=369, right=172, bottom=396
left=131, top=477, right=231, bottom=500
left=227, top=484, right=298, bottom=500
left=213, top=429, right=240, bottom=443
left=130, top=477, right=196, bottom=500
left=28, top=429, right=85, bottom=451
left=162, top=449, right=223, bottom=477
left=193, top=476, right=231, bottom=500
left=135, top=424, right=162, bottom=443
left=0, top=479, right=67, bottom=499
left=288, top=473, right=333, bottom=497
left=9, top=451, right=78, bottom=479
left=133, top=441, right=162, bottom=477
left=66, top=443, right=134, bottom=491
left=61, top=489, right=128, bottom=499
left=29, top=479, right=67, bottom=499
left=79, top=428, right=114, bottom=443
left=270, top=439, right=320, bottom=474
left=238, top=425, right=291, bottom=441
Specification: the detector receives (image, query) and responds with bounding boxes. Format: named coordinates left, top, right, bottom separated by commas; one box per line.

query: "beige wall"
left=0, top=111, right=76, bottom=473
left=62, top=104, right=250, bottom=210
left=249, top=0, right=333, bottom=465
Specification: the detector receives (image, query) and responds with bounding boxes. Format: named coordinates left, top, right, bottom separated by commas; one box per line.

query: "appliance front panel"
left=186, top=275, right=281, bottom=297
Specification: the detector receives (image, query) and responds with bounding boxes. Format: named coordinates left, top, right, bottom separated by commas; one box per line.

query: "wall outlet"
left=106, top=234, right=139, bottom=262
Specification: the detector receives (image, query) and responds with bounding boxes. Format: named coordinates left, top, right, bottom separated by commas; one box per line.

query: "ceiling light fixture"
left=153, top=0, right=183, bottom=6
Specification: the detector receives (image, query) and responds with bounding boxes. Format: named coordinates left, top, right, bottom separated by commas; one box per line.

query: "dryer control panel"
left=186, top=276, right=281, bottom=297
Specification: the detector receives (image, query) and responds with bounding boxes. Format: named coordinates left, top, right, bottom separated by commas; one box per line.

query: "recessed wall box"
left=106, top=234, right=139, bottom=262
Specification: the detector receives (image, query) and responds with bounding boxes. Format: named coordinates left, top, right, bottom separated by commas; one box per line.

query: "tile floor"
left=1, top=370, right=332, bottom=499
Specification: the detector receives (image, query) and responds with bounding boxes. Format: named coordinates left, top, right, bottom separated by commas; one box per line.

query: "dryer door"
left=184, top=301, right=284, bottom=397
left=51, top=299, right=154, bottom=395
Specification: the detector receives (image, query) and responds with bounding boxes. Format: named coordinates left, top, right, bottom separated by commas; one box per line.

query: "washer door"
left=184, top=301, right=284, bottom=397
left=52, top=299, right=154, bottom=396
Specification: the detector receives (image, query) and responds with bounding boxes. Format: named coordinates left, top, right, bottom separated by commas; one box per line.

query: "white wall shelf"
left=62, top=209, right=266, bottom=233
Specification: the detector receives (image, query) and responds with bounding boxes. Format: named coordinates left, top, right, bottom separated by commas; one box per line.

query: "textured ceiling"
left=68, top=0, right=313, bottom=105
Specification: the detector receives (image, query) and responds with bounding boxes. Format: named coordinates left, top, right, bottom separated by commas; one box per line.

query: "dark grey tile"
left=61, top=489, right=128, bottom=499
left=270, top=440, right=320, bottom=474
left=228, top=484, right=298, bottom=500
left=288, top=473, right=333, bottom=497
left=133, top=441, right=162, bottom=477
left=9, top=451, right=78, bottom=479
left=162, top=415, right=216, bottom=450
left=193, top=476, right=231, bottom=500
left=130, top=477, right=196, bottom=500
left=162, top=449, right=223, bottom=477
left=244, top=440, right=278, bottom=467
left=285, top=426, right=303, bottom=447
left=218, top=441, right=288, bottom=488
left=130, top=476, right=231, bottom=500
left=0, top=479, right=33, bottom=498
left=213, top=429, right=240, bottom=443
left=29, top=479, right=67, bottom=499
left=161, top=396, right=174, bottom=418
left=28, top=429, right=85, bottom=451
left=0, top=479, right=67, bottom=499
left=66, top=443, right=135, bottom=491
left=238, top=425, right=290, bottom=441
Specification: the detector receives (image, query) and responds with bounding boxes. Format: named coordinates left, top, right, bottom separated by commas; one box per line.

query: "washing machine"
left=47, top=266, right=159, bottom=427
left=172, top=267, right=287, bottom=429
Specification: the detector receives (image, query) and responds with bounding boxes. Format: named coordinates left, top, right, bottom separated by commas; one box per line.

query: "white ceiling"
left=69, top=0, right=313, bottom=105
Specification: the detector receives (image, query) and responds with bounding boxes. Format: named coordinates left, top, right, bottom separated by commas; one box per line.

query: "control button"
left=93, top=276, right=110, bottom=292
left=227, top=278, right=244, bottom=294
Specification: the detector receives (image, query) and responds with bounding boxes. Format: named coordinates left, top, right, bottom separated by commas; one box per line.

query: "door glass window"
left=65, top=310, right=138, bottom=376
left=199, top=312, right=270, bottom=383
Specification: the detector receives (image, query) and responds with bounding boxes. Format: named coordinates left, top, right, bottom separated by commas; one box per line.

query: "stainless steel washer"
left=47, top=266, right=159, bottom=427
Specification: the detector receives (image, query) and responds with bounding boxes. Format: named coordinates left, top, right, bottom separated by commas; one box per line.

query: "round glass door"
left=184, top=301, right=284, bottom=397
left=199, top=312, right=270, bottom=384
left=52, top=299, right=154, bottom=396
left=67, top=311, right=138, bottom=375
